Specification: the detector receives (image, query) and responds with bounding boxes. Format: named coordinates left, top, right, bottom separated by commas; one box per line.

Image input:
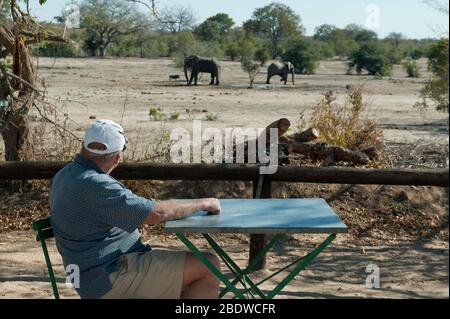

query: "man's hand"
left=203, top=198, right=221, bottom=215
left=144, top=198, right=221, bottom=225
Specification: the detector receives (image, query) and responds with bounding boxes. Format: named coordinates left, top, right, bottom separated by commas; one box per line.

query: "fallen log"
left=262, top=118, right=291, bottom=140
left=234, top=118, right=292, bottom=165
left=361, top=146, right=380, bottom=160
left=290, top=142, right=370, bottom=165
left=289, top=128, right=320, bottom=143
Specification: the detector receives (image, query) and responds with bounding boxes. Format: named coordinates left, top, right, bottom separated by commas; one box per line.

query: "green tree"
left=80, top=0, right=147, bottom=57
left=225, top=43, right=240, bottom=61
left=344, top=24, right=378, bottom=42
left=282, top=37, right=320, bottom=74
left=176, top=30, right=197, bottom=56
left=223, top=27, right=257, bottom=61
left=205, top=13, right=234, bottom=34
left=194, top=13, right=234, bottom=43
left=313, top=24, right=337, bottom=41
left=385, top=32, right=406, bottom=50
left=194, top=20, right=222, bottom=42
left=316, top=41, right=335, bottom=59
left=328, top=29, right=358, bottom=57
left=243, top=2, right=303, bottom=58
left=416, top=38, right=449, bottom=112
left=33, top=41, right=78, bottom=57
left=409, top=48, right=425, bottom=60
left=254, top=47, right=271, bottom=65
left=238, top=39, right=256, bottom=60
left=349, top=42, right=393, bottom=76
left=385, top=33, right=408, bottom=64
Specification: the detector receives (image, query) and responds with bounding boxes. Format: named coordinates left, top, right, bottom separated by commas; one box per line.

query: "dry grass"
left=27, top=98, right=82, bottom=161
left=298, top=85, right=384, bottom=151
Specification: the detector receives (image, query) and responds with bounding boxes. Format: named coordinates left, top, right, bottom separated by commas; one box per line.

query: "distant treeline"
left=1, top=1, right=436, bottom=72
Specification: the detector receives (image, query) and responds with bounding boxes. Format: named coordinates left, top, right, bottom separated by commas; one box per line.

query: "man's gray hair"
left=80, top=145, right=120, bottom=164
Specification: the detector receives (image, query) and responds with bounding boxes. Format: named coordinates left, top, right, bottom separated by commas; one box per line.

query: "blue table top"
left=164, top=198, right=348, bottom=234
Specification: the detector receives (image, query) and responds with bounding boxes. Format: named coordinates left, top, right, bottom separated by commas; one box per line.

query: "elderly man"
left=50, top=120, right=221, bottom=299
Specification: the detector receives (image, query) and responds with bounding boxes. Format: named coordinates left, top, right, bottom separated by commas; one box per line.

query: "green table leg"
left=177, top=233, right=337, bottom=300
left=202, top=235, right=256, bottom=298
left=176, top=234, right=247, bottom=299
left=217, top=234, right=284, bottom=299
left=266, top=233, right=336, bottom=299
left=203, top=234, right=269, bottom=299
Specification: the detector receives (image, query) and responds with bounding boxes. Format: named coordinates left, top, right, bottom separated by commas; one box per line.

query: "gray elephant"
left=266, top=61, right=295, bottom=85
left=184, top=55, right=220, bottom=86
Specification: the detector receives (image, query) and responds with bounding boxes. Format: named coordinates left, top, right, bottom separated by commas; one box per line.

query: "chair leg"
left=40, top=240, right=60, bottom=299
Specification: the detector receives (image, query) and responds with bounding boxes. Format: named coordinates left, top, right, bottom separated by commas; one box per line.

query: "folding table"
left=165, top=198, right=348, bottom=299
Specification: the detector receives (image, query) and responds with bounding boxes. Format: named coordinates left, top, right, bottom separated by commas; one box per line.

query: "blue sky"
left=29, top=0, right=449, bottom=39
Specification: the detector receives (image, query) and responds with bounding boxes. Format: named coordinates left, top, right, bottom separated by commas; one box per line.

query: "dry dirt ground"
left=0, top=231, right=447, bottom=299
left=0, top=57, right=448, bottom=299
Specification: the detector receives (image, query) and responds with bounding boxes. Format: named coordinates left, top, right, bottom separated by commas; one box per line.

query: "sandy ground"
left=0, top=231, right=447, bottom=299
left=24, top=57, right=449, bottom=157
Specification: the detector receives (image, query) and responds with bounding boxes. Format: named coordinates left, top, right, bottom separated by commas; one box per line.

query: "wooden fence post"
left=249, top=174, right=272, bottom=271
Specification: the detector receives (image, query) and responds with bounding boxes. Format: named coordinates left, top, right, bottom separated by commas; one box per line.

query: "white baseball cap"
left=83, top=120, right=127, bottom=155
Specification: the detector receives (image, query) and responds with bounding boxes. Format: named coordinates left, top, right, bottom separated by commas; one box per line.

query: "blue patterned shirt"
left=50, top=154, right=155, bottom=299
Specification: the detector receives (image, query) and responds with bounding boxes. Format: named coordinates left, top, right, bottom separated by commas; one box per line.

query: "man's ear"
left=114, top=153, right=121, bottom=165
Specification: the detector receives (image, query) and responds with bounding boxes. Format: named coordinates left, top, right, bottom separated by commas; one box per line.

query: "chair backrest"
left=32, top=218, right=54, bottom=241
left=32, top=217, right=60, bottom=299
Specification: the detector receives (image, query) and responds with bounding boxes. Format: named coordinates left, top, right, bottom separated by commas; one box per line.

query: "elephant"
left=184, top=55, right=220, bottom=86
left=266, top=61, right=295, bottom=85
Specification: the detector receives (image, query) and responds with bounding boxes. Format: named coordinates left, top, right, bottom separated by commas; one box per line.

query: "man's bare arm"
left=144, top=198, right=221, bottom=225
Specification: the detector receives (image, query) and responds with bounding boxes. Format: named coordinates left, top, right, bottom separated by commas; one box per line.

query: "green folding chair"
left=32, top=217, right=60, bottom=299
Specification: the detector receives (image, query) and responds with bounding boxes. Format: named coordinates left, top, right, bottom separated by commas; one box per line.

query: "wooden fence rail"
left=0, top=162, right=448, bottom=186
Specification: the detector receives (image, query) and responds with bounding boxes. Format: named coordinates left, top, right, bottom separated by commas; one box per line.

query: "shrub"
left=349, top=42, right=393, bottom=76
left=241, top=57, right=260, bottom=88
left=225, top=43, right=240, bottom=61
left=238, top=40, right=256, bottom=60
left=33, top=41, right=78, bottom=57
left=149, top=107, right=165, bottom=121
left=204, top=113, right=218, bottom=121
left=254, top=47, right=271, bottom=65
left=415, top=38, right=449, bottom=113
left=176, top=31, right=197, bottom=57
left=316, top=41, right=335, bottom=59
left=403, top=59, right=421, bottom=78
left=299, top=86, right=383, bottom=150
left=282, top=37, right=320, bottom=74
left=329, top=29, right=359, bottom=57
left=149, top=109, right=181, bottom=121
left=387, top=48, right=404, bottom=65
left=409, top=48, right=424, bottom=60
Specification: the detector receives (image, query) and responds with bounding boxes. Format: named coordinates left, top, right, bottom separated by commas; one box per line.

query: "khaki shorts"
left=101, top=249, right=186, bottom=299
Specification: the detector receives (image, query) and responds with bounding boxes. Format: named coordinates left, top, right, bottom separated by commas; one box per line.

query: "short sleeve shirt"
left=50, top=154, right=155, bottom=299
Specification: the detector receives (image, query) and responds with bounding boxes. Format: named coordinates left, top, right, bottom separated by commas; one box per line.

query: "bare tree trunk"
left=0, top=26, right=36, bottom=191
left=1, top=115, right=30, bottom=161
left=0, top=111, right=32, bottom=191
